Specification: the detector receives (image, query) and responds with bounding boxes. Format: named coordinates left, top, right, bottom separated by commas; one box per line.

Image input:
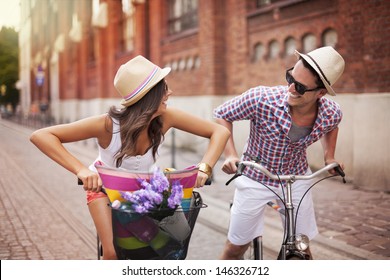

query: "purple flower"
left=150, top=167, right=169, bottom=193
left=120, top=167, right=184, bottom=213
left=168, top=181, right=183, bottom=208
left=133, top=204, right=148, bottom=213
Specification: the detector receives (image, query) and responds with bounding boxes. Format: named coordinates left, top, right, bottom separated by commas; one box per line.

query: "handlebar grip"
left=334, top=166, right=345, bottom=177
left=334, top=165, right=346, bottom=184
left=77, top=178, right=107, bottom=194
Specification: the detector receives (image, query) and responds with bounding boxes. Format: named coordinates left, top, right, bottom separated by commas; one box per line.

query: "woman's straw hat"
left=295, top=46, right=345, bottom=96
left=114, top=55, right=171, bottom=107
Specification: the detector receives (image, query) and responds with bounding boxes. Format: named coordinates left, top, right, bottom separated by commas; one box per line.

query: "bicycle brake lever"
left=226, top=163, right=245, bottom=185
left=334, top=166, right=346, bottom=184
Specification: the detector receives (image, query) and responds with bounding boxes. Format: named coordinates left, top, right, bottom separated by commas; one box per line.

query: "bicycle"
left=80, top=163, right=208, bottom=260
left=226, top=161, right=346, bottom=260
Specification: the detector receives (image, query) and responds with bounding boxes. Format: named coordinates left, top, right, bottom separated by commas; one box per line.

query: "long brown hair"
left=108, top=79, right=166, bottom=167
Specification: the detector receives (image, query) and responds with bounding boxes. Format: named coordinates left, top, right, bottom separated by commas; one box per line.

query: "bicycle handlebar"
left=226, top=161, right=346, bottom=185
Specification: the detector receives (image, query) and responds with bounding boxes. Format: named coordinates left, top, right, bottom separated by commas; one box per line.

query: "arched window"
left=302, top=33, right=316, bottom=53
left=186, top=56, right=194, bottom=70
left=269, top=40, right=280, bottom=59
left=253, top=43, right=264, bottom=62
left=284, top=37, right=296, bottom=56
left=179, top=58, right=186, bottom=71
left=323, top=28, right=338, bottom=47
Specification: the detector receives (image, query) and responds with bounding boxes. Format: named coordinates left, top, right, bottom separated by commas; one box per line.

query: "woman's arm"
left=215, top=118, right=240, bottom=174
left=162, top=107, right=230, bottom=186
left=30, top=114, right=109, bottom=191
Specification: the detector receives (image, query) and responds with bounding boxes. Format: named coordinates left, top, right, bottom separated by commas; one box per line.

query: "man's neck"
left=289, top=103, right=318, bottom=127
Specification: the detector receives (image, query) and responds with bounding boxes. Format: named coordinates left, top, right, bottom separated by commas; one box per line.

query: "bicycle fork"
left=279, top=178, right=310, bottom=260
left=279, top=179, right=295, bottom=259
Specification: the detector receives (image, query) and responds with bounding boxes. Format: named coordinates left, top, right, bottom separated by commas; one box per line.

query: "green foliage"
left=0, top=27, right=19, bottom=111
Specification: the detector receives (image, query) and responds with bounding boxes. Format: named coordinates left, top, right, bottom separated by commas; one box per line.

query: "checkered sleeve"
left=321, top=98, right=343, bottom=133
left=213, top=87, right=260, bottom=122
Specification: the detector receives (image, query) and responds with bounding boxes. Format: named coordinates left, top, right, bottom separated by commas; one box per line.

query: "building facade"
left=18, top=0, right=390, bottom=191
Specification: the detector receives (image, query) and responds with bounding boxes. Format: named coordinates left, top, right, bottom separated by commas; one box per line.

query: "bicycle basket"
left=111, top=191, right=206, bottom=260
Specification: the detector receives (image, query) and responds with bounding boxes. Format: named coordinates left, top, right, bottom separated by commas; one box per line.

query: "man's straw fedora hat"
left=114, top=55, right=171, bottom=107
left=295, top=46, right=345, bottom=96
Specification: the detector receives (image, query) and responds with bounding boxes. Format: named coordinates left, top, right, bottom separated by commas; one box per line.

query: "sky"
left=0, top=0, right=20, bottom=30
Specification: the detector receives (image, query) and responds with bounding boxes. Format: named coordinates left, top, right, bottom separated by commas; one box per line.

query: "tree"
left=0, top=27, right=19, bottom=112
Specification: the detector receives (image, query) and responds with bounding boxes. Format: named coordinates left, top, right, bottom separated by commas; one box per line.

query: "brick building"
left=18, top=0, right=390, bottom=191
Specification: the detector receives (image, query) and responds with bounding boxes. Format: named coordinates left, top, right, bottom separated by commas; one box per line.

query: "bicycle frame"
left=278, top=177, right=312, bottom=260
left=227, top=161, right=345, bottom=260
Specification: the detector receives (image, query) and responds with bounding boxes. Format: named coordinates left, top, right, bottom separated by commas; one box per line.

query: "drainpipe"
left=144, top=0, right=150, bottom=58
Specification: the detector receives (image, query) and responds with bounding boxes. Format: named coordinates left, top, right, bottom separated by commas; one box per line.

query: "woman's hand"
left=194, top=171, right=210, bottom=188
left=77, top=168, right=102, bottom=192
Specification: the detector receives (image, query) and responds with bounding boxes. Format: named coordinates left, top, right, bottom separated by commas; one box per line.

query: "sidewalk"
left=1, top=118, right=389, bottom=260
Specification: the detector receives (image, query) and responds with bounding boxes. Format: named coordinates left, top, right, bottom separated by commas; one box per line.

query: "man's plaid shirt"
left=213, top=85, right=342, bottom=188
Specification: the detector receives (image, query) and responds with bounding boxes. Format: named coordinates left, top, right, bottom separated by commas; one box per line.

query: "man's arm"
left=320, top=127, right=344, bottom=173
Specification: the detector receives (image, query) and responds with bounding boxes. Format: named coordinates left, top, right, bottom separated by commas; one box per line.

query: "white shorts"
left=228, top=172, right=318, bottom=245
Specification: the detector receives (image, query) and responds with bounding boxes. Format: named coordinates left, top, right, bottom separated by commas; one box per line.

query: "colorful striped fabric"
left=94, top=162, right=198, bottom=203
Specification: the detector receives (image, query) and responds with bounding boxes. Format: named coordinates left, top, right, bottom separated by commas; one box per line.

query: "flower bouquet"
left=115, top=167, right=184, bottom=221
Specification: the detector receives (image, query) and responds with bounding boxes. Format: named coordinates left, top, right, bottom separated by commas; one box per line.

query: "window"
left=168, top=0, right=198, bottom=35
left=284, top=37, right=296, bottom=56
left=256, top=0, right=286, bottom=8
left=302, top=33, right=316, bottom=53
left=323, top=28, right=338, bottom=48
left=253, top=43, right=264, bottom=62
left=269, top=40, right=280, bottom=59
left=256, top=0, right=271, bottom=7
left=119, top=0, right=135, bottom=53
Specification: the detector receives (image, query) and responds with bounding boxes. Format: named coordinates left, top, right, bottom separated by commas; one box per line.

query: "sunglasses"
left=285, top=67, right=324, bottom=95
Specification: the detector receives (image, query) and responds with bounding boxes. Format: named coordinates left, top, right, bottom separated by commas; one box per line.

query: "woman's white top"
left=89, top=118, right=157, bottom=172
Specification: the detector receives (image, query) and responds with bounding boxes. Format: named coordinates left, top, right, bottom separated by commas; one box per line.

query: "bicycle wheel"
left=243, top=236, right=262, bottom=260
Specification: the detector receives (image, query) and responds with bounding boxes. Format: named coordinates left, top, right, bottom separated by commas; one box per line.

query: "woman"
left=30, top=55, right=230, bottom=259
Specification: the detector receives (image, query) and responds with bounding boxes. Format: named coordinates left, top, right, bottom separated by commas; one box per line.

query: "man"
left=214, top=46, right=345, bottom=259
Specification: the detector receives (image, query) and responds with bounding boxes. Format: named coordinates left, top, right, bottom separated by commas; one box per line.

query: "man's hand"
left=222, top=156, right=240, bottom=174
left=325, top=158, right=345, bottom=175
